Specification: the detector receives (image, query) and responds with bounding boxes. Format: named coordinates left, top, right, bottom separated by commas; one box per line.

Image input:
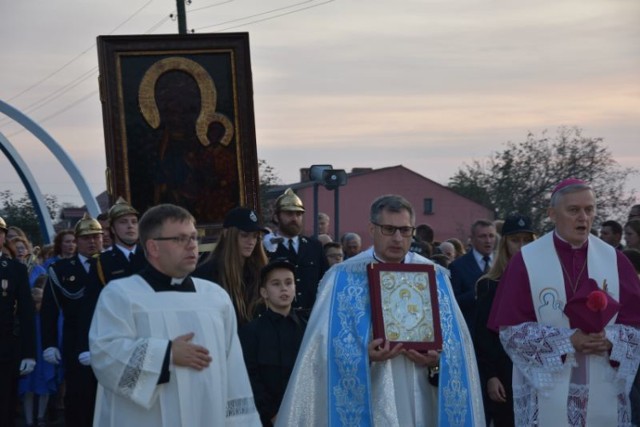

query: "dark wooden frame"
left=367, top=263, right=442, bottom=352
left=97, top=33, right=259, bottom=229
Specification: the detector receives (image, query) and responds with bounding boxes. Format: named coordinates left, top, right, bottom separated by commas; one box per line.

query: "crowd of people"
left=2, top=180, right=640, bottom=426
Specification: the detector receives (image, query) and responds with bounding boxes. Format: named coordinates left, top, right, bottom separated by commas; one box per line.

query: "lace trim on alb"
left=566, top=383, right=588, bottom=427
left=607, top=324, right=640, bottom=394
left=512, top=383, right=537, bottom=426
left=117, top=340, right=149, bottom=397
left=500, top=322, right=574, bottom=391
left=226, top=396, right=257, bottom=418
left=507, top=323, right=639, bottom=427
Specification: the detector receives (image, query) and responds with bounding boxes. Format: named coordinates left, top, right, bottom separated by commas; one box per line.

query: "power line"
left=189, top=0, right=234, bottom=13
left=0, top=67, right=98, bottom=128
left=4, top=0, right=336, bottom=132
left=1, top=2, right=170, bottom=131
left=145, top=13, right=174, bottom=34
left=193, top=0, right=328, bottom=31
left=218, top=0, right=335, bottom=31
left=6, top=0, right=156, bottom=103
left=0, top=9, right=178, bottom=132
left=5, top=90, right=98, bottom=139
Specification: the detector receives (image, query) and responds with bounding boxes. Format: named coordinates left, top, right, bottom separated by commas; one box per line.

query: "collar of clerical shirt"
left=139, top=265, right=196, bottom=292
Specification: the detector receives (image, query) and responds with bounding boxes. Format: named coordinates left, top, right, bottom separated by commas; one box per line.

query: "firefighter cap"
left=275, top=188, right=305, bottom=213
left=74, top=213, right=103, bottom=237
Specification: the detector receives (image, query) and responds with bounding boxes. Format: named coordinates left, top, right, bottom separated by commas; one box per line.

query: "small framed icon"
left=367, top=263, right=442, bottom=352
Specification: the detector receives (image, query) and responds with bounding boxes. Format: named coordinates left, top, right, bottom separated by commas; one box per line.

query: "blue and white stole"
left=326, top=261, right=481, bottom=427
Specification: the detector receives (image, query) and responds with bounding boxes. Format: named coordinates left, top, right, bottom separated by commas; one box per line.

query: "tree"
left=448, top=127, right=637, bottom=232
left=258, top=159, right=282, bottom=225
left=0, top=190, right=59, bottom=246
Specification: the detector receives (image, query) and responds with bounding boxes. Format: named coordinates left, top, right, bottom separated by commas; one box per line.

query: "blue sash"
left=435, top=268, right=479, bottom=427
left=327, top=264, right=480, bottom=427
left=328, top=267, right=373, bottom=426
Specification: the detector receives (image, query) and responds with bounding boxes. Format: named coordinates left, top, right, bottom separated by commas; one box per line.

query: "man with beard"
left=41, top=213, right=103, bottom=427
left=264, top=188, right=327, bottom=314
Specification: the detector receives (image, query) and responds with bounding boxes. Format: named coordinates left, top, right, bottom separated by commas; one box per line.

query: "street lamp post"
left=308, top=164, right=347, bottom=239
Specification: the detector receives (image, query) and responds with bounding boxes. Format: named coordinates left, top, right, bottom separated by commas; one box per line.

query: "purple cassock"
left=488, top=233, right=640, bottom=332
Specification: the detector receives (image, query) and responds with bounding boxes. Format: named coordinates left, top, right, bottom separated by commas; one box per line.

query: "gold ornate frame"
left=367, top=263, right=442, bottom=352
left=97, top=33, right=259, bottom=228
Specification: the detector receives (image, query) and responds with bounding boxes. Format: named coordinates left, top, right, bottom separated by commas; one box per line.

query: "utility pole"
left=176, top=0, right=187, bottom=34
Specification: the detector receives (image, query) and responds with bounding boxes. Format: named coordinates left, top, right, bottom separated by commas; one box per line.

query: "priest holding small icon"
left=275, top=195, right=484, bottom=427
left=488, top=179, right=640, bottom=427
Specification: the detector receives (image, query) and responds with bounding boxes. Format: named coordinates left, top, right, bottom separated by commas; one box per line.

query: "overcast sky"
left=1, top=0, right=638, bottom=208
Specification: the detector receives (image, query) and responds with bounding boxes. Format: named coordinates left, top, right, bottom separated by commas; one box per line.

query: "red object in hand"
left=563, top=279, right=620, bottom=333
left=586, top=290, right=608, bottom=312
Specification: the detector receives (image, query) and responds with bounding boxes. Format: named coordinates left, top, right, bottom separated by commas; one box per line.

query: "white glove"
left=78, top=351, right=91, bottom=366
left=19, top=359, right=36, bottom=376
left=43, top=347, right=61, bottom=365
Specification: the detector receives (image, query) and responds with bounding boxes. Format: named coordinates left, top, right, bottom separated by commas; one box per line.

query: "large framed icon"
left=367, top=263, right=442, bottom=352
left=97, top=33, right=260, bottom=230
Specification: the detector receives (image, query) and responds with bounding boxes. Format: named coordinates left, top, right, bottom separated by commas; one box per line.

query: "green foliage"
left=0, top=191, right=59, bottom=246
left=258, top=159, right=282, bottom=226
left=448, top=127, right=637, bottom=232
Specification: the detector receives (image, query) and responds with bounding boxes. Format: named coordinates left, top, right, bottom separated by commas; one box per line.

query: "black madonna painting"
left=97, top=33, right=259, bottom=227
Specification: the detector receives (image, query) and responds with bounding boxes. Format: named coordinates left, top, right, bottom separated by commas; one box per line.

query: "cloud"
left=1, top=0, right=639, bottom=205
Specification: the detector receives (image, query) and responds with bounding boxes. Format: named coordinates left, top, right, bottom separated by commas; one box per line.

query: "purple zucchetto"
left=551, top=178, right=588, bottom=196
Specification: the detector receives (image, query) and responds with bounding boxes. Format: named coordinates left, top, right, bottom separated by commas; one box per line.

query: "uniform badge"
left=1, top=260, right=6, bottom=267
left=69, top=275, right=76, bottom=282
left=250, top=211, right=258, bottom=222
left=1, top=279, right=7, bottom=297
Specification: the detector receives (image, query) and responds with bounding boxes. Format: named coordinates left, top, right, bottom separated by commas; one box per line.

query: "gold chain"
left=559, top=257, right=588, bottom=295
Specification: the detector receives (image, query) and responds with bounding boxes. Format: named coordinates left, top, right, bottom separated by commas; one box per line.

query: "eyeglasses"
left=372, top=222, right=415, bottom=237
left=152, top=235, right=200, bottom=247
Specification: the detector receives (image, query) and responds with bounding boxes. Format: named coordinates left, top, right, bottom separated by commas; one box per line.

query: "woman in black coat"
left=193, top=207, right=268, bottom=326
left=474, top=214, right=536, bottom=427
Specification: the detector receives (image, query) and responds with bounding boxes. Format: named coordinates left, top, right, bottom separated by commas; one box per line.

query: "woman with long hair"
left=193, top=207, right=268, bottom=325
left=42, top=229, right=76, bottom=269
left=624, top=219, right=640, bottom=251
left=474, top=214, right=536, bottom=427
left=8, top=236, right=46, bottom=284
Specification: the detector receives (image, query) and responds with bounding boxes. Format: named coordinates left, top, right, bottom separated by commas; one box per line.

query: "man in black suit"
left=265, top=188, right=328, bottom=313
left=41, top=214, right=103, bottom=427
left=600, top=219, right=624, bottom=250
left=0, top=216, right=36, bottom=427
left=77, top=198, right=147, bottom=373
left=450, top=219, right=497, bottom=334
left=93, top=197, right=146, bottom=287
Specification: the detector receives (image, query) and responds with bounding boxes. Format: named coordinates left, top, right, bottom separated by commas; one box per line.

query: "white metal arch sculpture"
left=0, top=99, right=100, bottom=243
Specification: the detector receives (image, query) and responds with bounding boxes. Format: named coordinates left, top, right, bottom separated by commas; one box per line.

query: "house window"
left=423, top=198, right=433, bottom=215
